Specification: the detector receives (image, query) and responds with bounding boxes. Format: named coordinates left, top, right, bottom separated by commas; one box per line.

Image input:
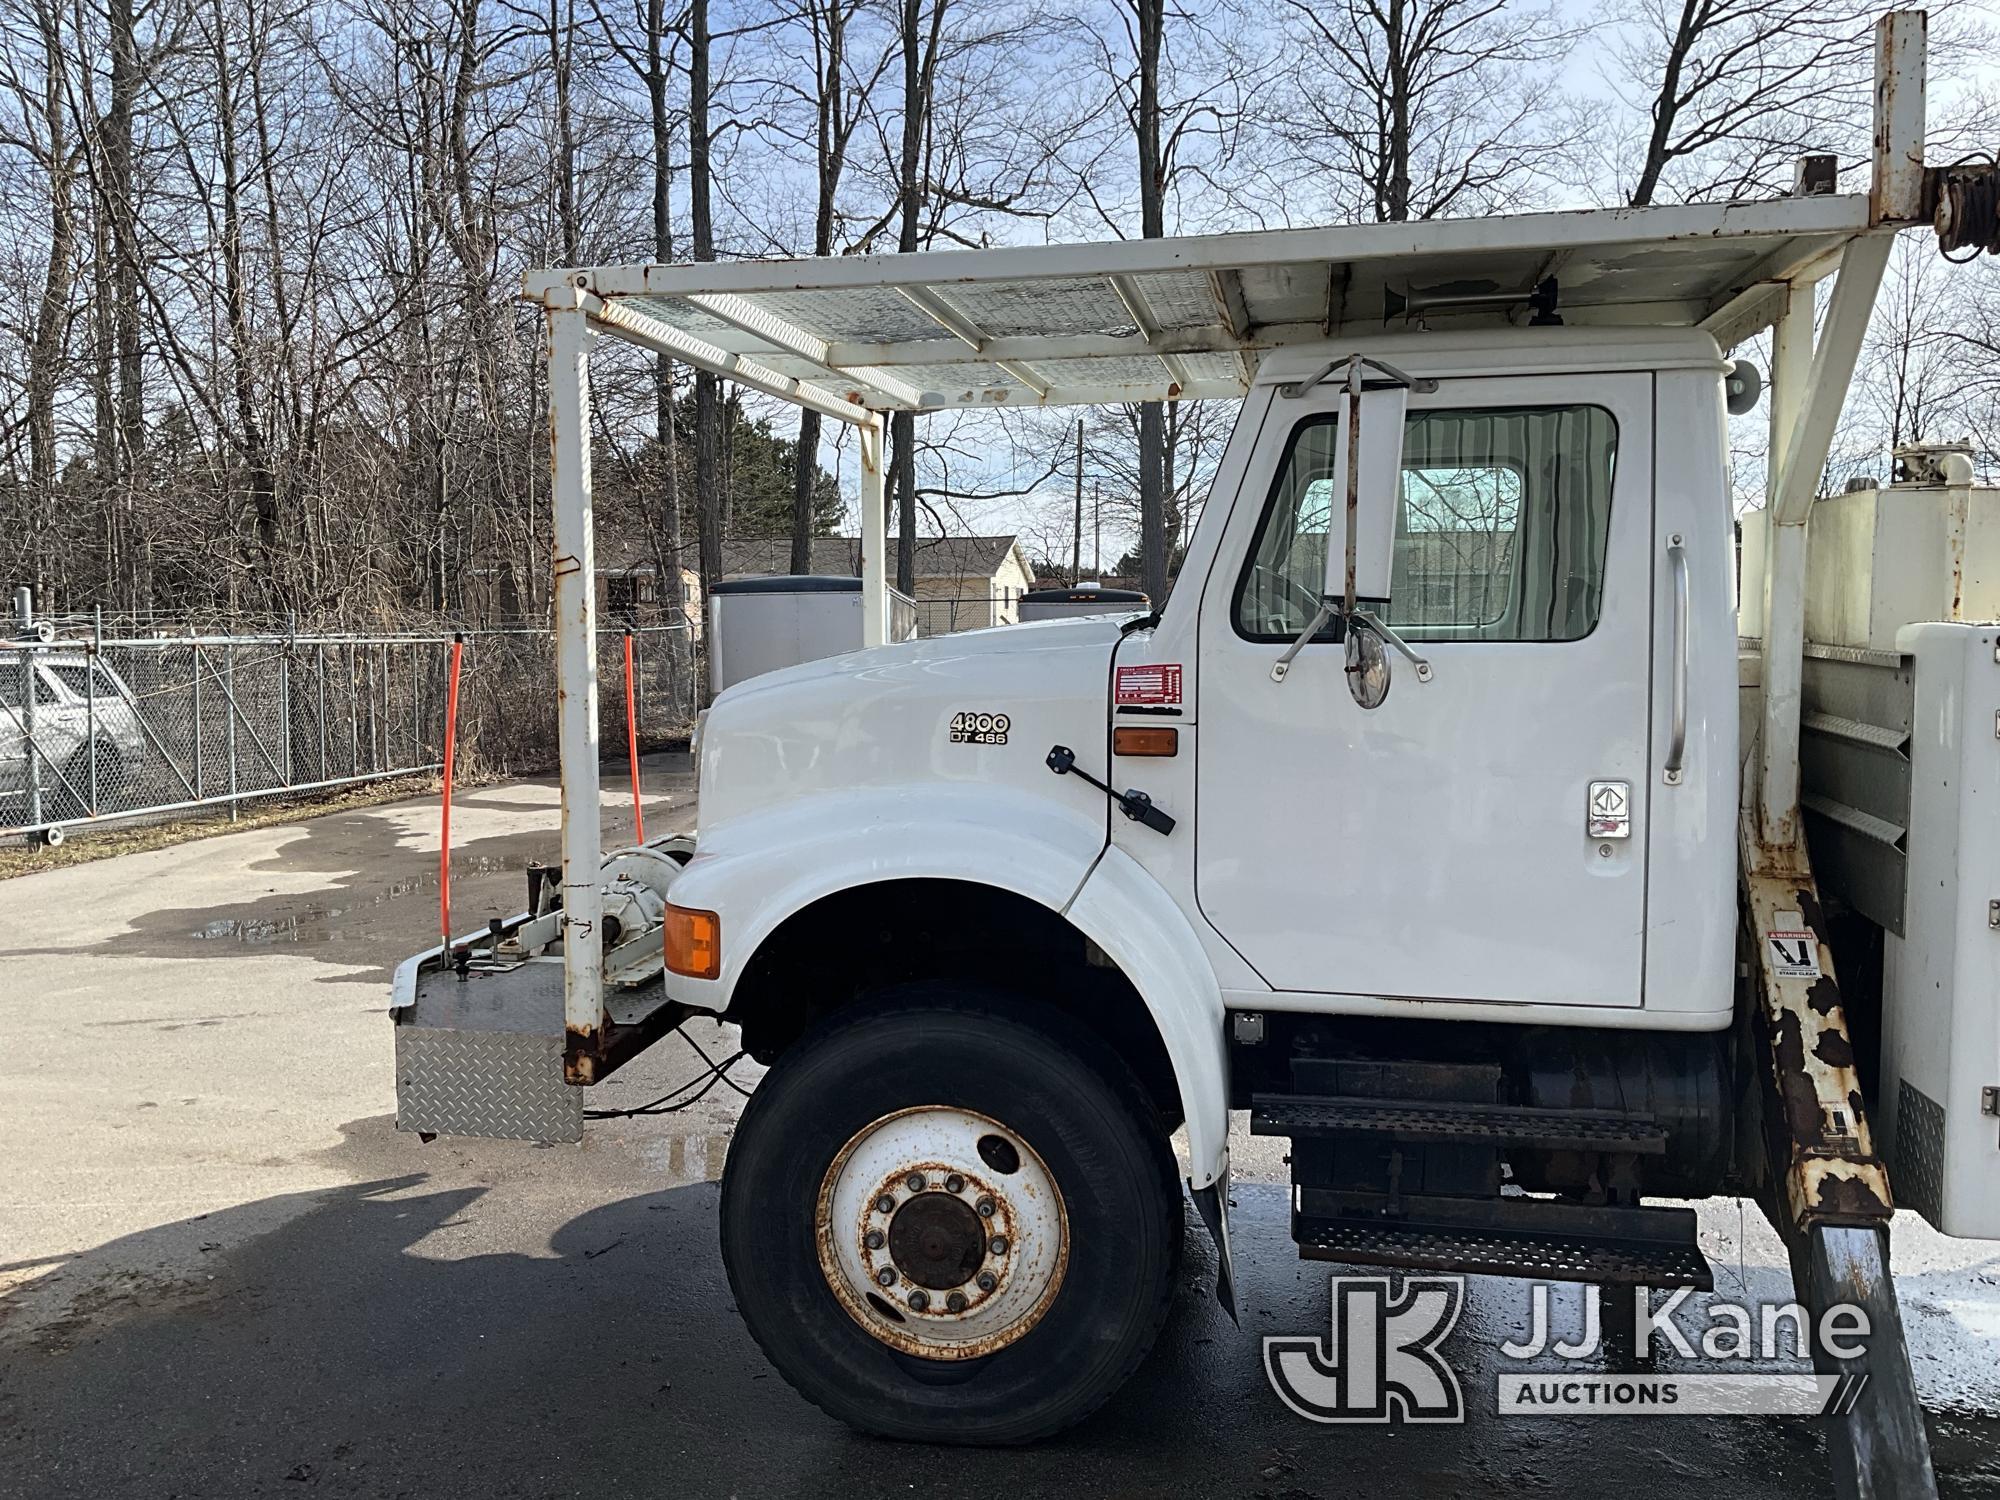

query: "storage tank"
left=708, top=576, right=917, bottom=693
left=1015, top=583, right=1149, bottom=622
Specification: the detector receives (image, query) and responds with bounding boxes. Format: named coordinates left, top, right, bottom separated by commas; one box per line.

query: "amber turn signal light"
left=664, top=903, right=721, bottom=979
left=1113, top=726, right=1178, bottom=757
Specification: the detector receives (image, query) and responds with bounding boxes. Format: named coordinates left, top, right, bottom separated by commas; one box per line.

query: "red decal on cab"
left=1115, top=663, right=1183, bottom=706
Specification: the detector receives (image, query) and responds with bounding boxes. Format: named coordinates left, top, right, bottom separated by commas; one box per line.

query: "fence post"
left=90, top=607, right=103, bottom=814
left=21, top=640, right=41, bottom=829
left=347, top=644, right=359, bottom=777
left=192, top=645, right=205, bottom=800
left=225, top=642, right=239, bottom=820
left=279, top=639, right=292, bottom=787
left=317, top=644, right=328, bottom=781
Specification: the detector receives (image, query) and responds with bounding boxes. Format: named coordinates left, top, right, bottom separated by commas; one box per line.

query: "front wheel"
left=719, top=988, right=1181, bottom=1444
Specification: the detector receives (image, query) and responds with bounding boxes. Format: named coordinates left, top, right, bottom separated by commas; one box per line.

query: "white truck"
left=391, top=13, right=1997, bottom=1493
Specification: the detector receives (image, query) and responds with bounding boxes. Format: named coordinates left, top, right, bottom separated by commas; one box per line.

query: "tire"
left=720, top=986, right=1182, bottom=1444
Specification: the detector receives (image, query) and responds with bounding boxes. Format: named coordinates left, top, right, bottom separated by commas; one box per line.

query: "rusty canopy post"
left=546, top=293, right=606, bottom=1075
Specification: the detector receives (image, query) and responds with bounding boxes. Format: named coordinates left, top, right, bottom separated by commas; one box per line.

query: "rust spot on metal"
left=1769, top=1010, right=1829, bottom=1147
left=1810, top=1166, right=1893, bottom=1220
left=1805, top=975, right=1842, bottom=1016
left=1814, top=1029, right=1856, bottom=1068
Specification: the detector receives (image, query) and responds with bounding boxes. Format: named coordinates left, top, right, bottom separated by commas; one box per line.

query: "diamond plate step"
left=1295, top=1212, right=1712, bottom=1288
left=1252, top=1093, right=1667, bottom=1155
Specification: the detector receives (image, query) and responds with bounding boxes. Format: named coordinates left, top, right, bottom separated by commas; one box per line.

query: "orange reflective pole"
left=623, top=628, right=645, bottom=842
left=440, top=634, right=464, bottom=958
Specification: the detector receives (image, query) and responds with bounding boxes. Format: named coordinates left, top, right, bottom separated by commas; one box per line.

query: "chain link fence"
left=1, top=622, right=696, bottom=845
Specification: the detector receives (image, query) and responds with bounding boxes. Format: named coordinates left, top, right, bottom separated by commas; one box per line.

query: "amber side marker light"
left=1113, top=726, right=1178, bottom=757
left=664, top=903, right=722, bottom=979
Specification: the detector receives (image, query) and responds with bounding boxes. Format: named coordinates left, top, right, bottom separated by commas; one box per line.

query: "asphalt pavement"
left=3, top=760, right=1999, bottom=1499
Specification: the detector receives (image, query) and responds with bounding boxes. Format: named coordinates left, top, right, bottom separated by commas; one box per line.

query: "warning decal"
left=1767, top=929, right=1822, bottom=979
left=1116, top=663, right=1183, bottom=706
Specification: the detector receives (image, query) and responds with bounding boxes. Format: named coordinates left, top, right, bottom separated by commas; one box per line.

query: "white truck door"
left=1195, top=372, right=1654, bottom=1008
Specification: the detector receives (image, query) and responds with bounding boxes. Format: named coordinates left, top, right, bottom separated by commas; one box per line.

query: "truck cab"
left=396, top=26, right=1993, bottom=1478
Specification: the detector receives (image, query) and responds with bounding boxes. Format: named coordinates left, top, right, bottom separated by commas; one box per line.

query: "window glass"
left=1235, top=404, right=1618, bottom=644
left=0, top=666, right=60, bottom=708
left=1234, top=416, right=1339, bottom=640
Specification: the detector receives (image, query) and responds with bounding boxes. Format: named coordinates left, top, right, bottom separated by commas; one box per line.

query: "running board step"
left=1252, top=1093, right=1668, bottom=1155
left=1293, top=1194, right=1712, bottom=1288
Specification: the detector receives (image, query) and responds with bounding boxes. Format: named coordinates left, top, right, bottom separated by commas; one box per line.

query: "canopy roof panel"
left=526, top=194, right=1879, bottom=422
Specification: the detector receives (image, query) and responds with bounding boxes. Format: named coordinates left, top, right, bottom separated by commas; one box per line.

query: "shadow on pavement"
left=3, top=1146, right=1907, bottom=1500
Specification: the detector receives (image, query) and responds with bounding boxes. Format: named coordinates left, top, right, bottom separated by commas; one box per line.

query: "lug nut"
left=908, top=1290, right=930, bottom=1312
left=945, top=1173, right=965, bottom=1194
left=875, top=1266, right=896, bottom=1286
left=864, top=1229, right=885, bottom=1250
left=988, top=1235, right=1008, bottom=1256
left=906, top=1172, right=927, bottom=1192
left=874, top=1194, right=895, bottom=1214
left=975, top=1196, right=996, bottom=1218
left=976, top=1271, right=997, bottom=1292
left=945, top=1291, right=968, bottom=1313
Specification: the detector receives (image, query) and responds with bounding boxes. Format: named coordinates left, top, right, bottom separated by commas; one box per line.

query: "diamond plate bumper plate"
left=393, top=962, right=582, bottom=1143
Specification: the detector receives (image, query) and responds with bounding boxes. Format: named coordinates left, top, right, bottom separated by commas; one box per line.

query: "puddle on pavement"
left=187, top=856, right=520, bottom=946
left=635, top=1131, right=733, bottom=1184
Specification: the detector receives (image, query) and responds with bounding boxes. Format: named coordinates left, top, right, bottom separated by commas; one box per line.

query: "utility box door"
left=1195, top=372, right=1655, bottom=1008
left=1881, top=622, right=2000, bottom=1239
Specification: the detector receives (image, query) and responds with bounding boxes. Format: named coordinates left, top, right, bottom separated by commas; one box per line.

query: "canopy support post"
left=860, top=414, right=888, bottom=647
left=1755, top=235, right=1889, bottom=848
left=546, top=296, right=606, bottom=1067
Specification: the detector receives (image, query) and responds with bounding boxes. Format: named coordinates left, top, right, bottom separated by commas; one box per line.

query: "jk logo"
left=1264, top=1275, right=1466, bottom=1423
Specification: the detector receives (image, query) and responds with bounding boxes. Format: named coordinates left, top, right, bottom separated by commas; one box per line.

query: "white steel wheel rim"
left=816, top=1105, right=1068, bottom=1360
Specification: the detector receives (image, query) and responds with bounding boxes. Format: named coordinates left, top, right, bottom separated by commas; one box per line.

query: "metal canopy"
left=523, top=194, right=1874, bottom=419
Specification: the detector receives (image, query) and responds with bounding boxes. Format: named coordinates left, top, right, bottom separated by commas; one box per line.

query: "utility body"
left=390, top=12, right=1999, bottom=1493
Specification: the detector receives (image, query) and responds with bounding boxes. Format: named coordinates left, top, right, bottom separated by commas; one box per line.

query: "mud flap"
left=1190, top=1172, right=1237, bottom=1322
left=1741, top=818, right=1937, bottom=1500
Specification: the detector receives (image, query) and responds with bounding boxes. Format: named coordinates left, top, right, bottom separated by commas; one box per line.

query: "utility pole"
left=1071, top=419, right=1083, bottom=584
left=1092, top=482, right=1101, bottom=581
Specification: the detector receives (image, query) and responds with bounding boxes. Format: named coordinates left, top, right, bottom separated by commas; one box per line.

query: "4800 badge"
left=949, top=711, right=1011, bottom=746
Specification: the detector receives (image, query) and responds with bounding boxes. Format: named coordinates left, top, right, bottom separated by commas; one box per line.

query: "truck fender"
left=1065, top=843, right=1234, bottom=1316
left=669, top=787, right=1232, bottom=1189
left=1064, top=843, right=1230, bottom=1193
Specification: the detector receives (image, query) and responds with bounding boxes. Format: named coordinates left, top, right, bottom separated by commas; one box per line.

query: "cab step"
left=1293, top=1193, right=1713, bottom=1289
left=1251, top=1092, right=1668, bottom=1155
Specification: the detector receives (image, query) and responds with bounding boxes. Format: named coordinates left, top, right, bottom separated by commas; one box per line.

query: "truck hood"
left=697, top=615, right=1130, bottom=834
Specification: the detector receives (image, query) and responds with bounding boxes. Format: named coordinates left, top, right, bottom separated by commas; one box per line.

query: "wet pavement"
left=3, top=760, right=1999, bottom=1498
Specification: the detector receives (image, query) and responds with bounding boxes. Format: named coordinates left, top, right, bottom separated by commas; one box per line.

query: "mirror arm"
left=1270, top=604, right=1435, bottom=687
left=1270, top=599, right=1337, bottom=683
left=1351, top=610, right=1434, bottom=683
left=1278, top=355, right=1440, bottom=400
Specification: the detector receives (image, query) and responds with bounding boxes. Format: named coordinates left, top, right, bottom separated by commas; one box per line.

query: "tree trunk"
left=792, top=0, right=846, bottom=574
left=26, top=4, right=75, bottom=566
left=1134, top=0, right=1168, bottom=603
left=889, top=0, right=934, bottom=596
left=690, top=0, right=723, bottom=676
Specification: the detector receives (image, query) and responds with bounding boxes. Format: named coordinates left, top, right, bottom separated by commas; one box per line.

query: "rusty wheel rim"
left=815, top=1105, right=1068, bottom=1361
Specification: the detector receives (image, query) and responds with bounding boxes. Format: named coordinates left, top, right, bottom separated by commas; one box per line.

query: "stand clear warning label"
left=1767, top=930, right=1822, bottom=979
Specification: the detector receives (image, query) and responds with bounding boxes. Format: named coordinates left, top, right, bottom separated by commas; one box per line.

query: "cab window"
left=1234, top=403, right=1619, bottom=644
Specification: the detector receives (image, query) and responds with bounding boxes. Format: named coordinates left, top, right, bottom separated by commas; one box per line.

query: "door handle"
left=1665, top=534, right=1687, bottom=787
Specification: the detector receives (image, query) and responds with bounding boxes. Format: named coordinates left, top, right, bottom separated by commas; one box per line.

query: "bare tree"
left=1608, top=0, right=1878, bottom=205
left=1270, top=0, right=1579, bottom=224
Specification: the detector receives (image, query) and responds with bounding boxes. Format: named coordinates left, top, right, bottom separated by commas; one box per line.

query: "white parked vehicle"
left=391, top=15, right=1993, bottom=1492
left=0, top=650, right=146, bottom=823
